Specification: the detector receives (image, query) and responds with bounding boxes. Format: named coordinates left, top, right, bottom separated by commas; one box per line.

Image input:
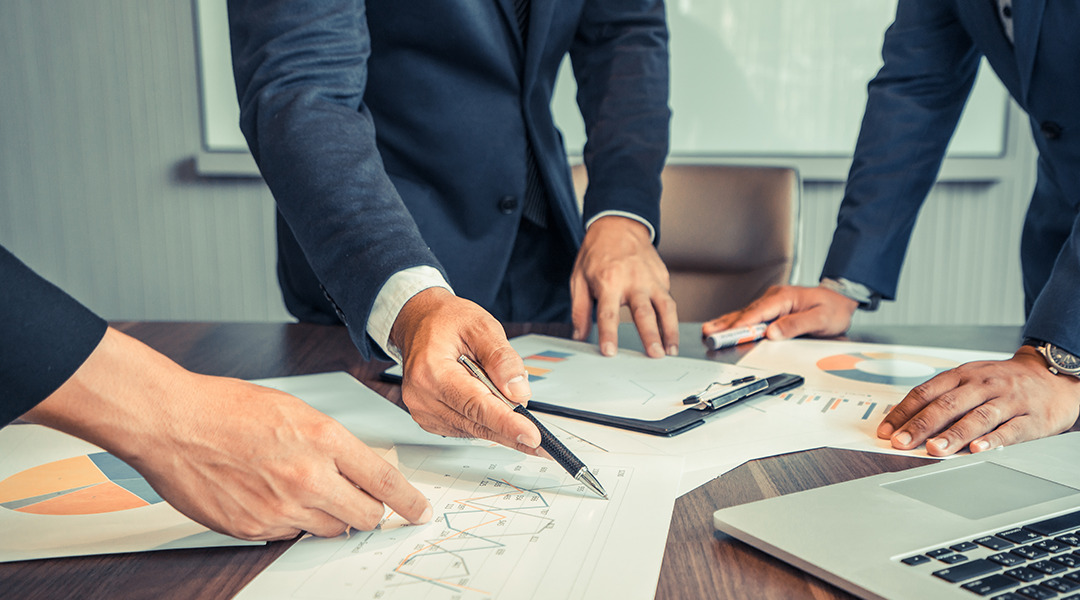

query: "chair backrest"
left=571, top=164, right=801, bottom=322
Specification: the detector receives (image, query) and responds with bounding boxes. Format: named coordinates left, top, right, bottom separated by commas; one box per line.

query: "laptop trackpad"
left=882, top=461, right=1080, bottom=520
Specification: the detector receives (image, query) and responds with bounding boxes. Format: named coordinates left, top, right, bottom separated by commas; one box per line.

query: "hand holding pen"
left=458, top=355, right=608, bottom=499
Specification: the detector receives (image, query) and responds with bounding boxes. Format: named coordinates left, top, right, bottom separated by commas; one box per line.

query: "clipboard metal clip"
left=684, top=377, right=769, bottom=412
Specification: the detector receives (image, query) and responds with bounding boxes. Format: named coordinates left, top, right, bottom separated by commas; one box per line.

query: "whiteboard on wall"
left=553, top=0, right=1008, bottom=158
left=195, top=0, right=1010, bottom=168
left=195, top=0, right=247, bottom=152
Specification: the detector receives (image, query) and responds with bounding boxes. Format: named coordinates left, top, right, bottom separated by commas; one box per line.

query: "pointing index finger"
left=334, top=439, right=432, bottom=526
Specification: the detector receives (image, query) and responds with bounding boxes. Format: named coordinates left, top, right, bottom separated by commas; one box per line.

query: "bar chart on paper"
left=770, top=389, right=898, bottom=423
left=235, top=446, right=679, bottom=600
left=737, top=386, right=918, bottom=458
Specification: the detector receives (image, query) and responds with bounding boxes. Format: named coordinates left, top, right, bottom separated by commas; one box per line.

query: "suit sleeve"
left=1023, top=209, right=1080, bottom=355
left=228, top=0, right=444, bottom=358
left=1, top=245, right=107, bottom=426
left=821, top=0, right=981, bottom=299
left=570, top=0, right=670, bottom=243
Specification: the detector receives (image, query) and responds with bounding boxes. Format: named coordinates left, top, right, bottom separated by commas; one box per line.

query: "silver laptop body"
left=713, top=432, right=1080, bottom=600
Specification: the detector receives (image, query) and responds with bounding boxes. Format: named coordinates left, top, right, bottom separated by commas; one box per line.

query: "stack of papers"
left=504, top=335, right=1010, bottom=494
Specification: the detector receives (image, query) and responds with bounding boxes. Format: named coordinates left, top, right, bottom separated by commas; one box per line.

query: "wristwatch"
left=1026, top=339, right=1080, bottom=379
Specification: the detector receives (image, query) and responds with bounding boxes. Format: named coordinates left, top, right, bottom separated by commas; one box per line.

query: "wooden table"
left=3, top=321, right=1060, bottom=599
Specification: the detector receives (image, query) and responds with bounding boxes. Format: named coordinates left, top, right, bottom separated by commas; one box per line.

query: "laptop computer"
left=713, top=432, right=1080, bottom=600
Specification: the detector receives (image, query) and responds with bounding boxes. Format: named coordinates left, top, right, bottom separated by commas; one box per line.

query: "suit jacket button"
left=498, top=196, right=519, bottom=214
left=1041, top=121, right=1062, bottom=140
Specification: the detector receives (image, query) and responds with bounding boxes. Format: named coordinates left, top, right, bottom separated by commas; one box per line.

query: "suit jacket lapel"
left=1012, top=0, right=1045, bottom=101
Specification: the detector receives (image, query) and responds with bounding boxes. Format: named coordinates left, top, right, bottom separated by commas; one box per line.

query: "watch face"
left=1048, top=344, right=1080, bottom=374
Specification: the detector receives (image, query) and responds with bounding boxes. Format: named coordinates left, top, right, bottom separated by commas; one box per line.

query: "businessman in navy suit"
left=707, top=0, right=1080, bottom=456
left=228, top=0, right=675, bottom=453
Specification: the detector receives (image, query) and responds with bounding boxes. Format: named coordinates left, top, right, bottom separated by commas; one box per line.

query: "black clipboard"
left=526, top=372, right=804, bottom=437
left=382, top=365, right=804, bottom=437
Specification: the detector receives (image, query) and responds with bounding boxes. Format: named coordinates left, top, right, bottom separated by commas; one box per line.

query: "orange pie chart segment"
left=0, top=455, right=108, bottom=504
left=0, top=452, right=164, bottom=515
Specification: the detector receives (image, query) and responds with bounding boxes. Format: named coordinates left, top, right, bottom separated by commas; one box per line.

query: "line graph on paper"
left=254, top=449, right=632, bottom=600
left=390, top=478, right=558, bottom=594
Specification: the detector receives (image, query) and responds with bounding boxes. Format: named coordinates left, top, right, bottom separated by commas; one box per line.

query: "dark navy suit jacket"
left=1, top=245, right=107, bottom=425
left=822, top=0, right=1080, bottom=353
left=228, top=0, right=670, bottom=358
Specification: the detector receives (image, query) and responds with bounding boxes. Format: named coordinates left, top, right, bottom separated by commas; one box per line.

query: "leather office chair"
left=571, top=164, right=801, bottom=322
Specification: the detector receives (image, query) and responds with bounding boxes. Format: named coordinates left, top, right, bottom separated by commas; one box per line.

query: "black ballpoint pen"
left=457, top=355, right=608, bottom=499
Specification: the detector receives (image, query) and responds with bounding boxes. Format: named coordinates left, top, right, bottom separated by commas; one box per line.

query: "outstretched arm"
left=23, top=327, right=432, bottom=540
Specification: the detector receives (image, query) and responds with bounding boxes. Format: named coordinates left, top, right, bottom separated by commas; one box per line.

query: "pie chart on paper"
left=816, top=352, right=957, bottom=386
left=0, top=452, right=164, bottom=515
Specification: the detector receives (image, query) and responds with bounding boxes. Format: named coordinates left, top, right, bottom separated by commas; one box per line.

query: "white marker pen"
left=704, top=322, right=768, bottom=351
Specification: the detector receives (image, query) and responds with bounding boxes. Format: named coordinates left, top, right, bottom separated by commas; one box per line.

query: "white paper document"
left=235, top=445, right=680, bottom=600
left=738, top=338, right=1010, bottom=394
left=1, top=370, right=681, bottom=580
left=516, top=338, right=1014, bottom=495
left=511, top=334, right=770, bottom=421
left=0, top=424, right=263, bottom=562
left=737, top=339, right=1012, bottom=456
left=0, top=371, right=449, bottom=563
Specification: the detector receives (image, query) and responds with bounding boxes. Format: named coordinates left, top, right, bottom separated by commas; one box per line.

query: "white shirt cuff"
left=367, top=266, right=454, bottom=362
left=819, top=277, right=879, bottom=310
left=585, top=210, right=656, bottom=243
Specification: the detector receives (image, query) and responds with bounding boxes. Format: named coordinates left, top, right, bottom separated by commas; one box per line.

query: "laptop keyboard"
left=899, top=509, right=1080, bottom=598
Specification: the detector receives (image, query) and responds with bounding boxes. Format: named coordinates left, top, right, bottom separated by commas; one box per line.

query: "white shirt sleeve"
left=366, top=265, right=454, bottom=362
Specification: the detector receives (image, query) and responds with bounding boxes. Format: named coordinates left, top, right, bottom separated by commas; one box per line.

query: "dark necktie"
left=513, top=0, right=549, bottom=227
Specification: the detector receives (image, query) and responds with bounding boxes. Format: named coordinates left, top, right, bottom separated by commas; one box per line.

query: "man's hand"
left=570, top=215, right=678, bottom=358
left=24, top=328, right=432, bottom=541
left=878, top=347, right=1080, bottom=456
left=702, top=285, right=858, bottom=341
left=390, top=287, right=543, bottom=453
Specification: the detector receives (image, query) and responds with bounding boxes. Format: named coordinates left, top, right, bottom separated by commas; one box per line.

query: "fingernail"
left=893, top=431, right=911, bottom=447
left=929, top=438, right=949, bottom=452
left=877, top=422, right=894, bottom=438
left=972, top=440, right=990, bottom=452
left=572, top=328, right=582, bottom=340
left=667, top=345, right=678, bottom=356
left=419, top=506, right=433, bottom=524
left=506, top=375, right=530, bottom=399
left=517, top=433, right=540, bottom=449
left=601, top=342, right=616, bottom=357
left=649, top=342, right=663, bottom=357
